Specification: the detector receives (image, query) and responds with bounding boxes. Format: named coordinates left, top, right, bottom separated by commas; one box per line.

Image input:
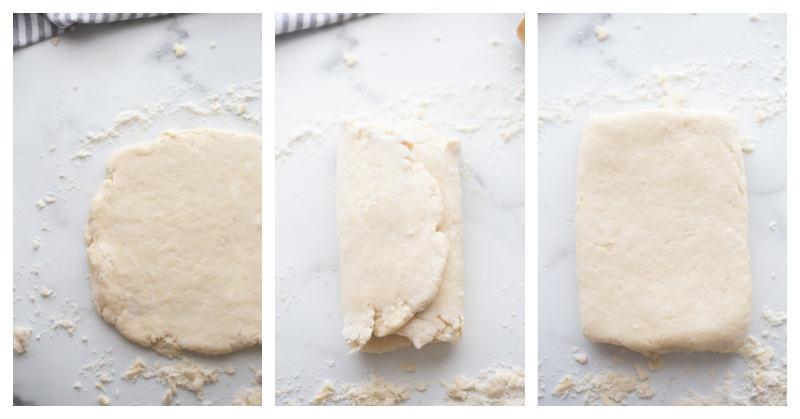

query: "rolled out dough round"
left=85, top=128, right=262, bottom=357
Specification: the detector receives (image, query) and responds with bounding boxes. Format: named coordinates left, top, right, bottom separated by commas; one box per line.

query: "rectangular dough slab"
left=575, top=109, right=751, bottom=355
left=337, top=119, right=463, bottom=354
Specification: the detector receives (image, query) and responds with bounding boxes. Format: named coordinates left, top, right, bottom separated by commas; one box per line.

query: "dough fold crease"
left=337, top=119, right=464, bottom=354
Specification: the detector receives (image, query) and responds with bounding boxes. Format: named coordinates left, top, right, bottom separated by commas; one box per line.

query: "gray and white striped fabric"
left=13, top=13, right=170, bottom=48
left=275, top=13, right=369, bottom=36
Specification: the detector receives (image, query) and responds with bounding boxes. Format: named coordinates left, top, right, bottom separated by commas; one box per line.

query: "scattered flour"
left=762, top=306, right=787, bottom=327
left=658, top=83, right=686, bottom=108
left=71, top=150, right=93, bottom=160
left=552, top=368, right=655, bottom=406
left=79, top=350, right=115, bottom=381
left=77, top=80, right=261, bottom=161
left=50, top=318, right=76, bottom=336
left=275, top=371, right=303, bottom=405
left=48, top=298, right=82, bottom=337
left=539, top=55, right=787, bottom=130
left=279, top=293, right=300, bottom=312
left=276, top=77, right=523, bottom=159
left=440, top=365, right=525, bottom=406
left=307, top=367, right=522, bottom=406
left=275, top=123, right=330, bottom=158
left=177, top=80, right=262, bottom=126
left=81, top=85, right=192, bottom=148
left=633, top=364, right=656, bottom=398
left=399, top=362, right=416, bottom=372
left=646, top=354, right=663, bottom=372
left=675, top=336, right=786, bottom=405
left=675, top=374, right=748, bottom=406
left=552, top=376, right=574, bottom=396
left=310, top=380, right=337, bottom=405
left=232, top=368, right=262, bottom=406
left=310, top=375, right=412, bottom=406
left=573, top=353, right=588, bottom=364
left=121, top=356, right=221, bottom=404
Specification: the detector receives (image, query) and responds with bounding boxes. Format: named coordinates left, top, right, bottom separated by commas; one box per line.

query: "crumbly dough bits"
left=337, top=119, right=464, bottom=353
left=575, top=109, right=751, bottom=355
left=85, top=128, right=262, bottom=357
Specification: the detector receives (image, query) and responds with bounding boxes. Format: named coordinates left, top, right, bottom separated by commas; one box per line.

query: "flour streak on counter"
left=76, top=80, right=262, bottom=160
left=276, top=79, right=523, bottom=159
left=539, top=56, right=787, bottom=132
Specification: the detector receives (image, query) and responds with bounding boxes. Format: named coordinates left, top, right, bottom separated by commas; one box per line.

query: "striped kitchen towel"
left=13, top=13, right=170, bottom=48
left=275, top=13, right=370, bottom=36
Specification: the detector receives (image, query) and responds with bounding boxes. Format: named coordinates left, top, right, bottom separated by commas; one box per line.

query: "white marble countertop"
left=538, top=13, right=786, bottom=405
left=275, top=13, right=525, bottom=405
left=13, top=13, right=262, bottom=406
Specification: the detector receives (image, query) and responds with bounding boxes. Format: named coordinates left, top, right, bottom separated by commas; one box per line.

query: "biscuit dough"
left=575, top=109, right=751, bottom=354
left=13, top=327, right=32, bottom=354
left=337, top=119, right=463, bottom=353
left=85, top=128, right=262, bottom=357
left=595, top=25, right=610, bottom=41
left=173, top=43, right=187, bottom=58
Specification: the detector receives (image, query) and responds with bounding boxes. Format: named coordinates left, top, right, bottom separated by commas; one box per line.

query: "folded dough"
left=575, top=109, right=751, bottom=355
left=337, top=119, right=464, bottom=354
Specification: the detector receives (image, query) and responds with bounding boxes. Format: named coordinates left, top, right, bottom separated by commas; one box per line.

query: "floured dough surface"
left=85, top=128, right=262, bottom=357
left=337, top=119, right=463, bottom=353
left=575, top=109, right=751, bottom=354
